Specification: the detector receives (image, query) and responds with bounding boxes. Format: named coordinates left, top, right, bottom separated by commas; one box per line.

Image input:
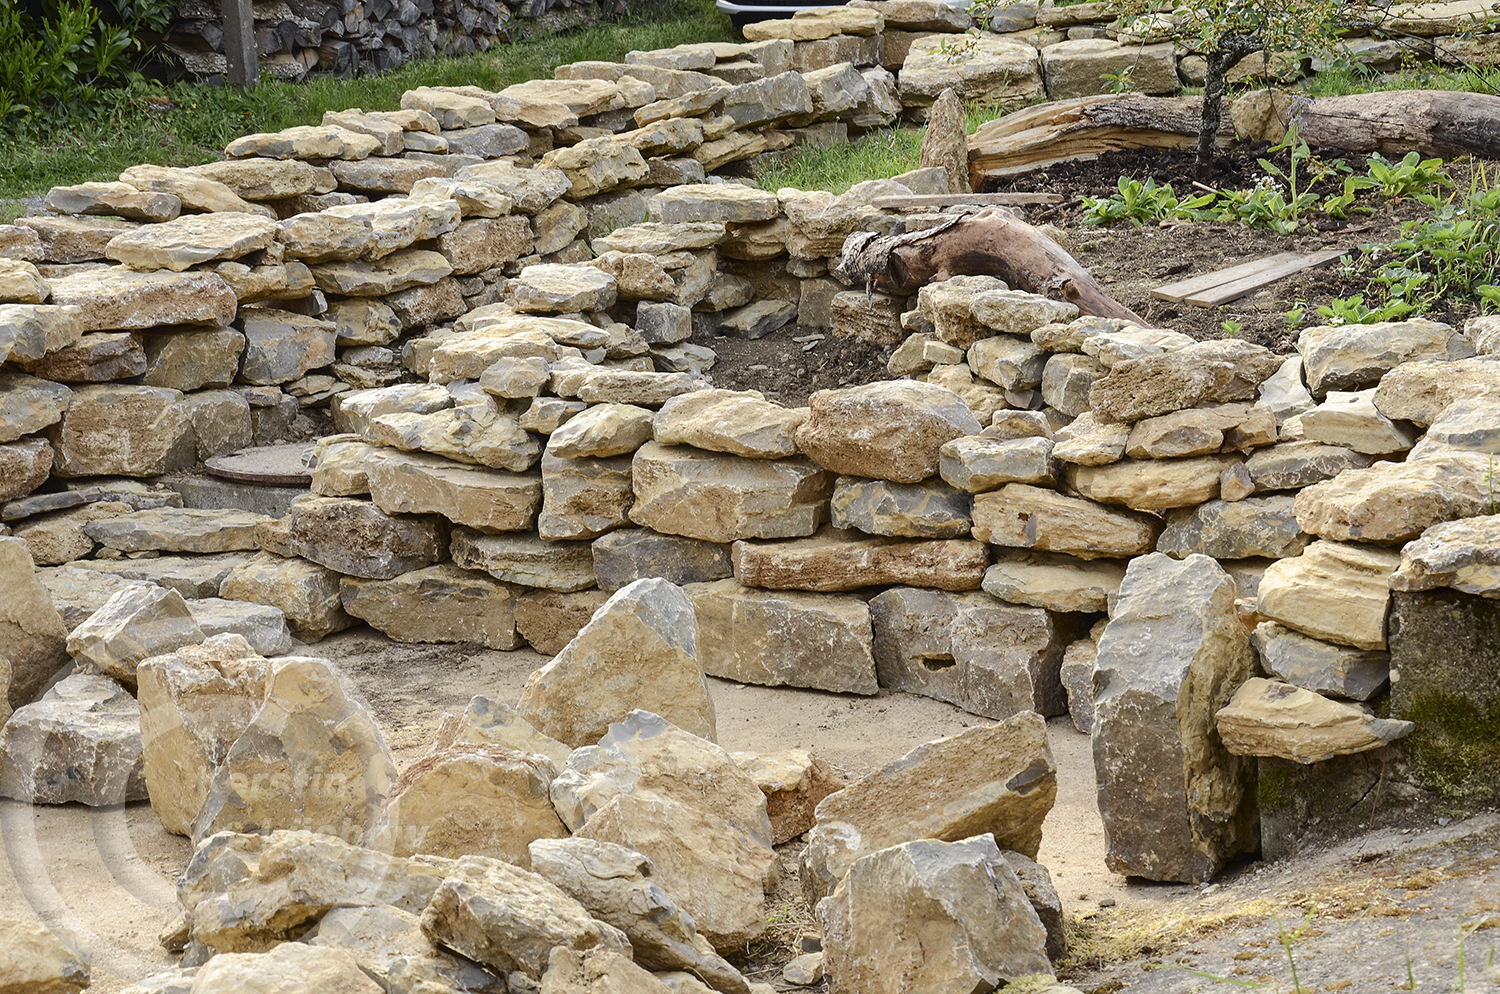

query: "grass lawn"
left=0, top=0, right=737, bottom=198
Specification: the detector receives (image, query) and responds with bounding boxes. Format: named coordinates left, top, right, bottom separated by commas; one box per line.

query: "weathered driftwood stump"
left=838, top=208, right=1148, bottom=324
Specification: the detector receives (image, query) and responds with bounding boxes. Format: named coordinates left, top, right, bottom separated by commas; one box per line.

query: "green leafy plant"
left=1100, top=65, right=1136, bottom=94
left=1220, top=318, right=1244, bottom=336
left=1366, top=150, right=1452, bottom=200
left=1081, top=175, right=1218, bottom=226
left=1315, top=293, right=1416, bottom=324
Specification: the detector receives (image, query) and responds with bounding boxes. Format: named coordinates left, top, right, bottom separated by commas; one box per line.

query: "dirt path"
left=0, top=630, right=1477, bottom=992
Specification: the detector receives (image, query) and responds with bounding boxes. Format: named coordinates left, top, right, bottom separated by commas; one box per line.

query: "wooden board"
left=1183, top=248, right=1348, bottom=308
left=1150, top=252, right=1304, bottom=303
left=869, top=193, right=1065, bottom=209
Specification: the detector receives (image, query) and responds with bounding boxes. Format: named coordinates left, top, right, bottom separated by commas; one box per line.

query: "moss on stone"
left=1400, top=689, right=1500, bottom=813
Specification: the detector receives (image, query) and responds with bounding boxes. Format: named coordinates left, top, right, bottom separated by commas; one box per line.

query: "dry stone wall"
left=3, top=4, right=1500, bottom=991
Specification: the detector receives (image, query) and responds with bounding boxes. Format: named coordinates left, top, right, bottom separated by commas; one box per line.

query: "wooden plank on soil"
left=869, top=193, right=1065, bottom=209
left=1183, top=248, right=1348, bottom=308
left=1150, top=252, right=1303, bottom=303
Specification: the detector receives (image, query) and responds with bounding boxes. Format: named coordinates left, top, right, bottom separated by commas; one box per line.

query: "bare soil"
left=708, top=144, right=1496, bottom=408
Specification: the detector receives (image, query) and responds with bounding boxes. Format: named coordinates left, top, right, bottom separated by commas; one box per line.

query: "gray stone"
left=687, top=579, right=876, bottom=695
left=340, top=565, right=523, bottom=650
left=871, top=586, right=1074, bottom=719
left=1245, top=441, right=1372, bottom=492
left=0, top=673, right=146, bottom=805
left=800, top=713, right=1055, bottom=906
left=284, top=495, right=448, bottom=580
left=538, top=451, right=636, bottom=541
left=1092, top=554, right=1257, bottom=882
left=219, top=552, right=355, bottom=642
left=819, top=835, right=1051, bottom=994
left=239, top=309, right=338, bottom=385
left=591, top=528, right=732, bottom=591
left=518, top=578, right=715, bottom=748
left=1298, top=319, right=1474, bottom=395
left=451, top=528, right=597, bottom=592
left=1251, top=621, right=1389, bottom=701
left=1157, top=495, right=1310, bottom=560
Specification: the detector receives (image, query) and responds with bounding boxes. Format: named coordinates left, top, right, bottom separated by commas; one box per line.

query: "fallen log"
left=967, top=89, right=1500, bottom=188
left=1291, top=89, right=1500, bottom=160
left=967, top=93, right=1234, bottom=187
left=837, top=208, right=1148, bottom=324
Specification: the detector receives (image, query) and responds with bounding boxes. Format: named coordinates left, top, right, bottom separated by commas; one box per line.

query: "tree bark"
left=1290, top=89, right=1500, bottom=160
left=837, top=208, right=1149, bottom=324
left=968, top=93, right=1235, bottom=186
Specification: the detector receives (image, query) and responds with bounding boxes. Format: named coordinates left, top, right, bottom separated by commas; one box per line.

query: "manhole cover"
left=205, top=443, right=316, bottom=486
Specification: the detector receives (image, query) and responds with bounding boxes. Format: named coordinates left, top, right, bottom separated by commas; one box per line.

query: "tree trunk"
left=837, top=208, right=1149, bottom=324
left=1291, top=89, right=1500, bottom=160
left=968, top=93, right=1235, bottom=186
left=1196, top=53, right=1234, bottom=180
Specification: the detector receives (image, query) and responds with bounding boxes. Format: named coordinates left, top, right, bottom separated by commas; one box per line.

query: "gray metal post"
left=223, top=0, right=259, bottom=89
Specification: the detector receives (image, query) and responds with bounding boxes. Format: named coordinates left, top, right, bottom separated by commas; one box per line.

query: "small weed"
left=1315, top=293, right=1416, bottom=325
left=1221, top=319, right=1244, bottom=336
left=1081, top=176, right=1217, bottom=226
left=1101, top=65, right=1137, bottom=94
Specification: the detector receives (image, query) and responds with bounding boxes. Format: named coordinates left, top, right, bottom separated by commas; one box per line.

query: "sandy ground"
left=0, top=627, right=1418, bottom=992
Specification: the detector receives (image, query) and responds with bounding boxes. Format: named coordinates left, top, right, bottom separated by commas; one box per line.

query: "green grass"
left=0, top=0, right=735, bottom=197
left=1299, top=60, right=1500, bottom=98
left=754, top=125, right=924, bottom=194
left=750, top=99, right=1021, bottom=195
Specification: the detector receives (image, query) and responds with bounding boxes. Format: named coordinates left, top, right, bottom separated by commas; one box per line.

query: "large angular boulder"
left=192, top=655, right=398, bottom=844
left=518, top=578, right=715, bottom=748
left=0, top=674, right=146, bottom=805
left=283, top=495, right=448, bottom=580
left=47, top=384, right=193, bottom=478
left=800, top=713, right=1055, bottom=905
left=0, top=371, right=71, bottom=444
left=686, top=579, right=876, bottom=694
left=178, top=829, right=456, bottom=954
left=137, top=634, right=270, bottom=836
left=367, top=743, right=568, bottom=866
left=0, top=537, right=70, bottom=710
left=529, top=837, right=752, bottom=994
left=64, top=585, right=204, bottom=689
left=870, top=587, right=1072, bottom=719
left=419, top=854, right=631, bottom=979
left=1092, top=554, right=1257, bottom=883
left=0, top=920, right=91, bottom=994
left=538, top=452, right=636, bottom=541
left=340, top=565, right=524, bottom=650
left=1088, top=340, right=1283, bottom=422
left=819, top=835, right=1052, bottom=994
left=794, top=380, right=981, bottom=483
left=1257, top=540, right=1401, bottom=651
left=971, top=484, right=1159, bottom=559
left=1068, top=453, right=1241, bottom=511
left=629, top=442, right=833, bottom=543
left=1216, top=677, right=1414, bottom=764
left=81, top=507, right=267, bottom=554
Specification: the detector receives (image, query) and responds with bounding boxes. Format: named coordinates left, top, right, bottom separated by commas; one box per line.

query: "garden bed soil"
left=711, top=143, right=1493, bottom=406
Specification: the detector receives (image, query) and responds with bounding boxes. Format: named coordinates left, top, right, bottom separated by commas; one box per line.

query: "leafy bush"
left=1080, top=176, right=1216, bottom=226
left=0, top=0, right=176, bottom=125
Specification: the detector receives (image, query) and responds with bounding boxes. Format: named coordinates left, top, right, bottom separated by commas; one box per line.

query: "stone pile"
left=5, top=3, right=1500, bottom=990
